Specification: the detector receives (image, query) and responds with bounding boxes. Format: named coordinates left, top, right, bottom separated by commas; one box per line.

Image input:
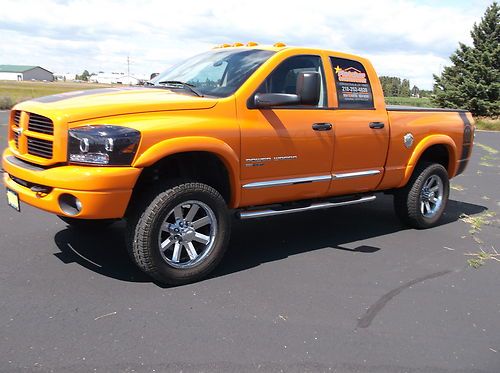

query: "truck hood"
left=14, top=87, right=218, bottom=123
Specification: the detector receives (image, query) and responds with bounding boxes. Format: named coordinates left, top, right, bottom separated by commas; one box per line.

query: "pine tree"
left=401, top=79, right=411, bottom=97
left=433, top=2, right=499, bottom=116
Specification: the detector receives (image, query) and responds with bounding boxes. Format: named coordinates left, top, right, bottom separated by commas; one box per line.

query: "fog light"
left=59, top=194, right=82, bottom=216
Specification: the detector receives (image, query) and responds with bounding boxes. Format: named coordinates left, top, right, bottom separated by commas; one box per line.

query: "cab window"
left=256, top=55, right=327, bottom=107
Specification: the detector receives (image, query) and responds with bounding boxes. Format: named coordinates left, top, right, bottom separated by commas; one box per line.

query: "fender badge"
left=403, top=133, right=414, bottom=148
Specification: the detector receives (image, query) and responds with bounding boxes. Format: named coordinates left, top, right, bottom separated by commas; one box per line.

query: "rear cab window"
left=330, top=57, right=374, bottom=109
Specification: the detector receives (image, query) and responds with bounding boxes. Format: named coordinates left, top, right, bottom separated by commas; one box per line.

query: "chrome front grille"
left=27, top=137, right=53, bottom=159
left=12, top=110, right=21, bottom=148
left=28, top=113, right=54, bottom=135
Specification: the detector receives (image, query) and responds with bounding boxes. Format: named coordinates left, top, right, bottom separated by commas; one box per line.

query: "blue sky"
left=0, top=0, right=494, bottom=89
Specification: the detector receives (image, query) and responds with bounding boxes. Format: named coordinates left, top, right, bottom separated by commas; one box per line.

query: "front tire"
left=126, top=182, right=230, bottom=285
left=394, top=163, right=450, bottom=229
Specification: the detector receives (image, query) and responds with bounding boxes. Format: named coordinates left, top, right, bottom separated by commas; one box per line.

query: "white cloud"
left=0, top=0, right=491, bottom=88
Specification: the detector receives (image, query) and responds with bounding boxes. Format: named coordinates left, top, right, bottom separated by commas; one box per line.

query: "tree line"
left=379, top=76, right=432, bottom=98
left=380, top=2, right=498, bottom=117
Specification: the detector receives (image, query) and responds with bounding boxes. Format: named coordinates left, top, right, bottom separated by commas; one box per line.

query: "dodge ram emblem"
left=403, top=133, right=414, bottom=148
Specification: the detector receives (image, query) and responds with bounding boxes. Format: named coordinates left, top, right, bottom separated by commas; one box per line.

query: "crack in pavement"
left=357, top=269, right=453, bottom=328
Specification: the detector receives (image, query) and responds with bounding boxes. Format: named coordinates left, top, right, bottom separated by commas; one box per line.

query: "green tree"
left=433, top=2, right=499, bottom=116
left=380, top=76, right=403, bottom=97
left=401, top=79, right=410, bottom=97
left=76, top=70, right=90, bottom=81
left=411, top=85, right=420, bottom=97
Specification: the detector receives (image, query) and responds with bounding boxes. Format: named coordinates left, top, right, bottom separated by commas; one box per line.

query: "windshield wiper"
left=156, top=80, right=203, bottom=97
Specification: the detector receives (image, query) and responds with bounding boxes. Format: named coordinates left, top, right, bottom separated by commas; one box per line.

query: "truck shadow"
left=53, top=195, right=487, bottom=286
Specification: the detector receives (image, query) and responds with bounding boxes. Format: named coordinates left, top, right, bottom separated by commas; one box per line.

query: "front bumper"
left=2, top=148, right=142, bottom=219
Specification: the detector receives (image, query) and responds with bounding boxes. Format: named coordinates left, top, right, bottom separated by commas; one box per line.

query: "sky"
left=0, top=0, right=494, bottom=89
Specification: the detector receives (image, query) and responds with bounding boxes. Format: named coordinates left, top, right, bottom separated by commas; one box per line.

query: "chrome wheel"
left=158, top=200, right=217, bottom=269
left=419, top=175, right=444, bottom=218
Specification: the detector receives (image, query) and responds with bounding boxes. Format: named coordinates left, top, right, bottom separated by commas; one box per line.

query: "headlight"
left=68, top=125, right=141, bottom=166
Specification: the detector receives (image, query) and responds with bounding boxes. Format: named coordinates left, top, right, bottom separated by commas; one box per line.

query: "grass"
left=475, top=117, right=500, bottom=131
left=459, top=211, right=497, bottom=235
left=0, top=80, right=111, bottom=109
left=384, top=96, right=433, bottom=107
left=465, top=247, right=500, bottom=268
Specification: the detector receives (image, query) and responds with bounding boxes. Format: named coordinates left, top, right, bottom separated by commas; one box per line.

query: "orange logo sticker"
left=335, top=66, right=367, bottom=84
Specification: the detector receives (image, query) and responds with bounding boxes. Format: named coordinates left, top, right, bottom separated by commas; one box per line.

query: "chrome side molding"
left=239, top=195, right=376, bottom=220
left=332, top=170, right=381, bottom=179
left=242, top=174, right=331, bottom=189
left=242, top=170, right=381, bottom=189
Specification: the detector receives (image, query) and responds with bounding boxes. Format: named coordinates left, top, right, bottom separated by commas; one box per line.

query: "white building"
left=116, top=75, right=140, bottom=85
left=54, top=72, right=77, bottom=81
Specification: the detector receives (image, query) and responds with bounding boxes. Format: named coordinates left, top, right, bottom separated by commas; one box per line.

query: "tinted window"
left=152, top=49, right=275, bottom=98
left=256, top=55, right=327, bottom=107
left=330, top=57, right=374, bottom=109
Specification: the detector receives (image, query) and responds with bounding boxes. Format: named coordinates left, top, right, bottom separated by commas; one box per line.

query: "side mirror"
left=252, top=71, right=321, bottom=108
left=253, top=93, right=300, bottom=107
left=296, top=71, right=320, bottom=105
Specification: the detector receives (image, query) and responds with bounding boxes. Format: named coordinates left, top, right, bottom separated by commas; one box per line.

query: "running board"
left=238, top=195, right=376, bottom=220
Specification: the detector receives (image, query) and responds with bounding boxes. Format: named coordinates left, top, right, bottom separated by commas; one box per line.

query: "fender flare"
left=399, top=134, right=458, bottom=188
left=133, top=136, right=241, bottom=207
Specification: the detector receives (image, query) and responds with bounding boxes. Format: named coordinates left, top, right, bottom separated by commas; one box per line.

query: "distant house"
left=0, top=65, right=54, bottom=82
left=54, top=72, right=77, bottom=82
left=90, top=72, right=125, bottom=84
left=116, top=75, right=140, bottom=85
left=90, top=72, right=142, bottom=85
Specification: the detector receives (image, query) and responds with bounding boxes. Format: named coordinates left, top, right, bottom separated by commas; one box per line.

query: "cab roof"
left=212, top=42, right=367, bottom=64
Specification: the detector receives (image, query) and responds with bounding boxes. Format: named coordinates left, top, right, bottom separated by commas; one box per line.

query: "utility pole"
left=127, top=56, right=130, bottom=77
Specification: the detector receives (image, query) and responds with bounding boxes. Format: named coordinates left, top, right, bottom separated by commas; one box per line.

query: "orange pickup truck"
left=3, top=43, right=474, bottom=284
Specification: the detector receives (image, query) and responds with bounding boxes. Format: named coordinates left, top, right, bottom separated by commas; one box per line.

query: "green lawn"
left=475, top=117, right=500, bottom=131
left=384, top=96, right=433, bottom=107
left=0, top=80, right=111, bottom=109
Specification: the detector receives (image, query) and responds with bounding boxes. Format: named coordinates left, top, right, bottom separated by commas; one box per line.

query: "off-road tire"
left=126, top=182, right=230, bottom=285
left=393, top=163, right=449, bottom=229
left=58, top=216, right=116, bottom=230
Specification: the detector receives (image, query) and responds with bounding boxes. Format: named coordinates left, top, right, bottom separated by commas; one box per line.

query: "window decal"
left=330, top=57, right=374, bottom=109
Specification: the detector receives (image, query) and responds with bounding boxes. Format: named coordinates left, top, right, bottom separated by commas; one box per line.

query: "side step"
left=238, top=195, right=376, bottom=220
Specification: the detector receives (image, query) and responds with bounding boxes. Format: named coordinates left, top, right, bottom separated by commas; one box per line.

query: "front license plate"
left=6, top=188, right=20, bottom=212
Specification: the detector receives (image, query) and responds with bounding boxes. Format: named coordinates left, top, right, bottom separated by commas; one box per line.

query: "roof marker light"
left=246, top=42, right=259, bottom=46
left=273, top=42, right=286, bottom=47
left=233, top=42, right=244, bottom=47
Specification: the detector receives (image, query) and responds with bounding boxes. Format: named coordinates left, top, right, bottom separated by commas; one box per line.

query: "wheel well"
left=132, top=152, right=231, bottom=204
left=416, top=144, right=450, bottom=174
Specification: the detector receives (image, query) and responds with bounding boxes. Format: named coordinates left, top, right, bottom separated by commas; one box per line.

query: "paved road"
left=1, top=132, right=499, bottom=372
left=0, top=110, right=9, bottom=125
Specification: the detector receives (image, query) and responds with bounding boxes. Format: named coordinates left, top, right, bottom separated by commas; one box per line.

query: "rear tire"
left=58, top=216, right=116, bottom=230
left=126, top=182, right=230, bottom=285
left=394, top=163, right=449, bottom=229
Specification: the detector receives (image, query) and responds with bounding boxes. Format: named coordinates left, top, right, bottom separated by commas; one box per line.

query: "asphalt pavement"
left=1, top=126, right=499, bottom=372
left=0, top=110, right=9, bottom=125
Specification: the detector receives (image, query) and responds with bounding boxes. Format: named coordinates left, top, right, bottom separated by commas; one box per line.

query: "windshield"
left=151, top=49, right=275, bottom=98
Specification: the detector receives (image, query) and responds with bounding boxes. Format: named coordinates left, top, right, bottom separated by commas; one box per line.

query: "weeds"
left=451, top=184, right=466, bottom=191
left=465, top=247, right=500, bottom=268
left=460, top=211, right=500, bottom=268
left=460, top=211, right=496, bottom=234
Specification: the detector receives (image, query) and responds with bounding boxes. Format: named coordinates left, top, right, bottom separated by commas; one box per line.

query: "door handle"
left=369, top=122, right=385, bottom=129
left=312, top=123, right=333, bottom=131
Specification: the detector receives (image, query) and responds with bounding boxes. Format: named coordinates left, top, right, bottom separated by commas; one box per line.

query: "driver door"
left=237, top=55, right=335, bottom=207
